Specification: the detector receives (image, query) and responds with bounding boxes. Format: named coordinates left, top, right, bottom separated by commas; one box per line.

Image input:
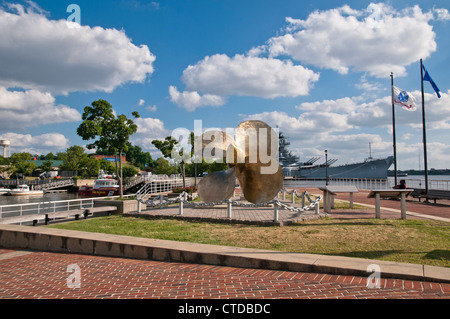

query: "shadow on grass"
left=424, top=250, right=450, bottom=261
left=328, top=249, right=450, bottom=263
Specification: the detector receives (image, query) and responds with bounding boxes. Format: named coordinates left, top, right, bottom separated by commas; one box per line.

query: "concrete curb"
left=0, top=224, right=449, bottom=283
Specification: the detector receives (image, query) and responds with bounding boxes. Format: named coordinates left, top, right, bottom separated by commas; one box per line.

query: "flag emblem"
left=393, top=86, right=416, bottom=111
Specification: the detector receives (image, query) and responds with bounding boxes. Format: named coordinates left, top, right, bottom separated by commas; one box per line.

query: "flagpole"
left=390, top=72, right=398, bottom=187
left=420, top=58, right=429, bottom=194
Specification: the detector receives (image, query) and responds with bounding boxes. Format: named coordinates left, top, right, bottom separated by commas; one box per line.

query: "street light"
left=325, top=150, right=329, bottom=186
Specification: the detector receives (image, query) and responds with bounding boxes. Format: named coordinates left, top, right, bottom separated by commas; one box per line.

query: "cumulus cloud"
left=241, top=89, right=450, bottom=167
left=169, top=86, right=226, bottom=112
left=0, top=87, right=81, bottom=131
left=0, top=132, right=70, bottom=154
left=132, top=117, right=171, bottom=155
left=264, top=3, right=443, bottom=77
left=180, top=54, right=319, bottom=99
left=0, top=3, right=155, bottom=94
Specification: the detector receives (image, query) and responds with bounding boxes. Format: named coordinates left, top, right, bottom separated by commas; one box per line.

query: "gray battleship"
left=278, top=132, right=394, bottom=179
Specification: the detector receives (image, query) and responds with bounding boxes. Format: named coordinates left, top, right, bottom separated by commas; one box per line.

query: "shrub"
left=172, top=185, right=198, bottom=194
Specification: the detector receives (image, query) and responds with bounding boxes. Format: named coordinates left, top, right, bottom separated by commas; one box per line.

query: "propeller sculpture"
left=195, top=120, right=283, bottom=204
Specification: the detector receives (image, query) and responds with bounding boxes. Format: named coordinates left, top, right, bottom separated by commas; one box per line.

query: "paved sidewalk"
left=0, top=249, right=448, bottom=299
left=0, top=187, right=448, bottom=301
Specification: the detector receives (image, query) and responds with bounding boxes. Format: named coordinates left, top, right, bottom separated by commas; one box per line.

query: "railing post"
left=273, top=203, right=279, bottom=222
left=179, top=200, right=183, bottom=215
left=227, top=200, right=232, bottom=218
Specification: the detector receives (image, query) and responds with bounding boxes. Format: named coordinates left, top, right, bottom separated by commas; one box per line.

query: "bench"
left=421, top=190, right=450, bottom=204
left=319, top=186, right=359, bottom=213
left=367, top=189, right=414, bottom=219
left=0, top=206, right=117, bottom=226
left=411, top=188, right=426, bottom=201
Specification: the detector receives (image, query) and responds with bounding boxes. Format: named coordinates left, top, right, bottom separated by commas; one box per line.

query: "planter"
left=94, top=199, right=145, bottom=214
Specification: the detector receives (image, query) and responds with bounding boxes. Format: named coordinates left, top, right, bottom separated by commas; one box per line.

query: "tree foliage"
left=77, top=99, right=140, bottom=197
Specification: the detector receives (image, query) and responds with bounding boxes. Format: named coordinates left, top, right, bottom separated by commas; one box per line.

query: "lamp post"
left=325, top=150, right=329, bottom=186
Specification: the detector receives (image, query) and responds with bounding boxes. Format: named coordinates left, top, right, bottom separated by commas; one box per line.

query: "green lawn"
left=47, top=214, right=450, bottom=268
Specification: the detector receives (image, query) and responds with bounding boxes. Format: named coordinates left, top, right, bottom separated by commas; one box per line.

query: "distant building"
left=90, top=154, right=127, bottom=163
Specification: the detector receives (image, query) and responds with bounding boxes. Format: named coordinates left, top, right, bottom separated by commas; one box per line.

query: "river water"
left=0, top=191, right=82, bottom=206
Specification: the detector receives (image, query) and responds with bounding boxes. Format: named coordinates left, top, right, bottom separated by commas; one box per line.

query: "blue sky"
left=0, top=0, right=449, bottom=170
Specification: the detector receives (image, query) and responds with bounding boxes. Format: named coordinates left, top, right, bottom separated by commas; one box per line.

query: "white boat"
left=8, top=184, right=44, bottom=196
left=0, top=187, right=10, bottom=195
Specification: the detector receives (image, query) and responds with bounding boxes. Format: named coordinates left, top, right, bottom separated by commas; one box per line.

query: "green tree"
left=152, top=132, right=194, bottom=187
left=58, top=146, right=98, bottom=177
left=122, top=165, right=139, bottom=178
left=99, top=159, right=116, bottom=175
left=125, top=142, right=154, bottom=169
left=77, top=99, right=140, bottom=197
left=153, top=157, right=176, bottom=175
left=9, top=153, right=36, bottom=178
left=40, top=159, right=54, bottom=176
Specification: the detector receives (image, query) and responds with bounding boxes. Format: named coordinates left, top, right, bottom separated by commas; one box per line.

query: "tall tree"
left=77, top=99, right=140, bottom=197
left=152, top=133, right=194, bottom=187
left=9, top=152, right=36, bottom=178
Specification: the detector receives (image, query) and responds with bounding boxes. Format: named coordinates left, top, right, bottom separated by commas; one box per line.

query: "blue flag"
left=422, top=64, right=441, bottom=98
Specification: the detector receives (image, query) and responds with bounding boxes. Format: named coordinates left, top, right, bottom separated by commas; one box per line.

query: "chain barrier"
left=137, top=188, right=321, bottom=214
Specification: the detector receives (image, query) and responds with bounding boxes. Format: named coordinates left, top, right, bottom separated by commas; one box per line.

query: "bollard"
left=291, top=191, right=295, bottom=204
left=160, top=195, right=164, bottom=206
left=227, top=201, right=232, bottom=218
left=283, top=190, right=286, bottom=201
left=315, top=201, right=320, bottom=214
left=273, top=203, right=279, bottom=222
left=302, top=192, right=305, bottom=208
left=179, top=201, right=183, bottom=215
left=138, top=201, right=142, bottom=213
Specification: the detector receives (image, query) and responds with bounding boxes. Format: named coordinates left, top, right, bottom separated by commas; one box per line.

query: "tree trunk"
left=119, top=151, right=123, bottom=198
left=182, top=162, right=186, bottom=188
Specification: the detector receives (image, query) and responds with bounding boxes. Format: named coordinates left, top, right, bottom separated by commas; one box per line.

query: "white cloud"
left=169, top=86, right=226, bottom=112
left=180, top=54, right=319, bottom=99
left=264, top=3, right=441, bottom=77
left=0, top=4, right=155, bottom=94
left=132, top=117, right=171, bottom=155
left=241, top=89, right=450, bottom=168
left=0, top=87, right=81, bottom=131
left=135, top=117, right=168, bottom=136
left=0, top=132, right=70, bottom=154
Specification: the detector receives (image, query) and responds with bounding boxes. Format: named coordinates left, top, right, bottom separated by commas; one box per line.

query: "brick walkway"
left=0, top=249, right=448, bottom=299
left=1, top=187, right=449, bottom=301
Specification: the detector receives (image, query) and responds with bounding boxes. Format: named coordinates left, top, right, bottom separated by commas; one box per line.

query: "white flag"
left=393, top=86, right=416, bottom=111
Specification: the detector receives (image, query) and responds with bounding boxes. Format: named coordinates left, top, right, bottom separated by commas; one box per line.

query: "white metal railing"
left=135, top=177, right=189, bottom=202
left=283, top=178, right=392, bottom=190
left=0, top=194, right=135, bottom=220
left=395, top=178, right=450, bottom=191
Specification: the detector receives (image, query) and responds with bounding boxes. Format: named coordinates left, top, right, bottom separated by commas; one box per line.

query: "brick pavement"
left=1, top=187, right=449, bottom=301
left=0, top=249, right=448, bottom=299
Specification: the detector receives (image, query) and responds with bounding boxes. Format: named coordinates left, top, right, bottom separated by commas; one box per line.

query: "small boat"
left=0, top=187, right=10, bottom=195
left=8, top=184, right=44, bottom=196
left=78, top=178, right=120, bottom=197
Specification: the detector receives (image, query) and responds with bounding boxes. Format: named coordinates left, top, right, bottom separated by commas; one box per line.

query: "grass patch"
left=47, top=215, right=450, bottom=268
